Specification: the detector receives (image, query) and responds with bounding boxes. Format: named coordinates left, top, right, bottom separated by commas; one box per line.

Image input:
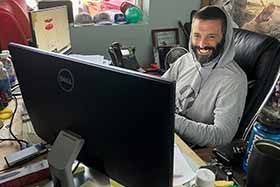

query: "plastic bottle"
left=0, top=61, right=12, bottom=110
left=242, top=121, right=280, bottom=172
left=0, top=50, right=16, bottom=85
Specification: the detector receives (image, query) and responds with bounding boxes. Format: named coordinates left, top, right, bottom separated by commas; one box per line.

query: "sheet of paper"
left=173, top=144, right=196, bottom=186
left=80, top=180, right=96, bottom=187
left=69, top=54, right=111, bottom=66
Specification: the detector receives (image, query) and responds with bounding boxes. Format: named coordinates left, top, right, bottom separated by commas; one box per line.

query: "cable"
left=0, top=166, right=12, bottom=174
left=72, top=161, right=81, bottom=174
left=11, top=83, right=19, bottom=90
left=11, top=86, right=19, bottom=93
left=178, top=20, right=189, bottom=39
left=12, top=93, right=22, bottom=97
left=0, top=120, right=4, bottom=130
left=8, top=95, right=28, bottom=149
left=11, top=84, right=21, bottom=96
left=0, top=138, right=29, bottom=145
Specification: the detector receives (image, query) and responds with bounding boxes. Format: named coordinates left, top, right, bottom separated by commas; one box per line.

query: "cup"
left=247, top=139, right=280, bottom=187
left=195, top=168, right=215, bottom=187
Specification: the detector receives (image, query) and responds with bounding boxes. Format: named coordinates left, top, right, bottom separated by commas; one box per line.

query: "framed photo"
left=151, top=28, right=179, bottom=47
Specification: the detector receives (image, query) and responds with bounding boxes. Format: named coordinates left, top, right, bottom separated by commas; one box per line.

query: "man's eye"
left=208, top=35, right=216, bottom=39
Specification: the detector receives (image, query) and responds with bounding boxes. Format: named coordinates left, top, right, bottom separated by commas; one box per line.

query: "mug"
left=247, top=139, right=280, bottom=187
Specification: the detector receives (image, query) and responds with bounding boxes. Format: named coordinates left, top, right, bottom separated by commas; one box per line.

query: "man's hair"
left=192, top=6, right=227, bottom=36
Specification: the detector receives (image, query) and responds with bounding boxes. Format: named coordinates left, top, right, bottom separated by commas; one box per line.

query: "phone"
left=212, top=140, right=246, bottom=166
left=108, top=42, right=141, bottom=71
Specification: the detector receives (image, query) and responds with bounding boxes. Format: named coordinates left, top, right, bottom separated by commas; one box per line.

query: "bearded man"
left=162, top=6, right=248, bottom=146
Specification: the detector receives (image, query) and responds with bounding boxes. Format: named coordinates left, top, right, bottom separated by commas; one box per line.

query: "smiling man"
left=162, top=6, right=248, bottom=146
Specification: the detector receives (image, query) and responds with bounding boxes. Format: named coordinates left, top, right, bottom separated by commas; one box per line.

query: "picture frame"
left=151, top=28, right=179, bottom=47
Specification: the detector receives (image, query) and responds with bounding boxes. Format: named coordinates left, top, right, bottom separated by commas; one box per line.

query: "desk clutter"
left=0, top=160, right=49, bottom=187
left=75, top=1, right=142, bottom=25
left=0, top=50, right=14, bottom=111
left=0, top=146, right=199, bottom=187
left=0, top=138, right=203, bottom=187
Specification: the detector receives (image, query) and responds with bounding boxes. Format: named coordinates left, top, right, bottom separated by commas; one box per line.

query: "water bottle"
left=0, top=50, right=17, bottom=85
left=243, top=122, right=280, bottom=172
left=243, top=79, right=280, bottom=172
left=0, top=61, right=12, bottom=110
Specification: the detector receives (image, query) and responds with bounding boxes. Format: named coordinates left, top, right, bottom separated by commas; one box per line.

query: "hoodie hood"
left=172, top=5, right=237, bottom=113
left=189, top=5, right=235, bottom=68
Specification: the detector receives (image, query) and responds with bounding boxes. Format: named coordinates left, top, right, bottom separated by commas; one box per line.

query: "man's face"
left=191, top=19, right=224, bottom=64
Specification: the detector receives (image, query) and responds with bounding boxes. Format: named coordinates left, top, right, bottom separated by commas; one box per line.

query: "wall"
left=70, top=0, right=200, bottom=66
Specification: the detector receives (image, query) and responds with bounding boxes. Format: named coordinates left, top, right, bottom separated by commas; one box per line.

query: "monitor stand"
left=47, top=130, right=84, bottom=187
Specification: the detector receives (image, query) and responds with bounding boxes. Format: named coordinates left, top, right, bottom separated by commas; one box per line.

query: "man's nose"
left=198, top=38, right=208, bottom=48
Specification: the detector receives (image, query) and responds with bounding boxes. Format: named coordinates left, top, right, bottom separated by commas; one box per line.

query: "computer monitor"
left=9, top=43, right=175, bottom=187
left=38, top=0, right=74, bottom=24
left=29, top=6, right=72, bottom=54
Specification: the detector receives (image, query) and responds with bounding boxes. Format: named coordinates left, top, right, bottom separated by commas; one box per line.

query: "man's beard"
left=191, top=41, right=224, bottom=65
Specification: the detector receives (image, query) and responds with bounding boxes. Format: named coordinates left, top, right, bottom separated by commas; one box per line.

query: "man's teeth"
left=199, top=49, right=209, bottom=54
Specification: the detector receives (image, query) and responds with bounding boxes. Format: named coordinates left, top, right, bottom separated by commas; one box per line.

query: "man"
left=162, top=6, right=247, bottom=146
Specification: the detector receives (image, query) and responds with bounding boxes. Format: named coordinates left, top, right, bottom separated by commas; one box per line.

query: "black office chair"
left=233, top=28, right=280, bottom=140
left=211, top=28, right=280, bottom=168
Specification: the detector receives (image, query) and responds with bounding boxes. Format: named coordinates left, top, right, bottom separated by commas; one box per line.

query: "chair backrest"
left=233, top=28, right=280, bottom=139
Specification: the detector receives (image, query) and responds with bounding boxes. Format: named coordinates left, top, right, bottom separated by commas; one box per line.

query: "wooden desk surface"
left=175, top=135, right=205, bottom=167
left=0, top=98, right=23, bottom=171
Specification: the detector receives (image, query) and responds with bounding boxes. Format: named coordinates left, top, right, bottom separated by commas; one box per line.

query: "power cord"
left=7, top=96, right=29, bottom=149
left=72, top=161, right=81, bottom=174
left=0, top=138, right=28, bottom=144
left=11, top=84, right=22, bottom=97
left=0, top=120, right=4, bottom=130
left=11, top=83, right=19, bottom=92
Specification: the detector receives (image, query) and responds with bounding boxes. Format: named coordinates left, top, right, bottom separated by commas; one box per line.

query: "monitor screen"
left=29, top=6, right=72, bottom=53
left=9, top=43, right=175, bottom=187
left=38, top=1, right=74, bottom=24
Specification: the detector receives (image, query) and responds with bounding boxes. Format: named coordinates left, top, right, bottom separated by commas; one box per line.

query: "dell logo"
left=57, top=68, right=74, bottom=92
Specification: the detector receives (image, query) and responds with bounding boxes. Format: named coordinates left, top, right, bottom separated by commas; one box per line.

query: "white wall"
left=70, top=0, right=200, bottom=66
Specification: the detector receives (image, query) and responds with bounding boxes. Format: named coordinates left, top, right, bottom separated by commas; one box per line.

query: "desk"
left=0, top=98, right=24, bottom=171
left=0, top=98, right=206, bottom=186
left=0, top=97, right=44, bottom=171
left=175, top=135, right=205, bottom=167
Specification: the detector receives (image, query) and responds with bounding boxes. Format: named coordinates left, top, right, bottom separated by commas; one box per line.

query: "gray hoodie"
left=162, top=6, right=248, bottom=146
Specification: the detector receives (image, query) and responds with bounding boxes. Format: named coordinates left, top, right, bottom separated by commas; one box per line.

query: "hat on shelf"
left=93, top=12, right=113, bottom=25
